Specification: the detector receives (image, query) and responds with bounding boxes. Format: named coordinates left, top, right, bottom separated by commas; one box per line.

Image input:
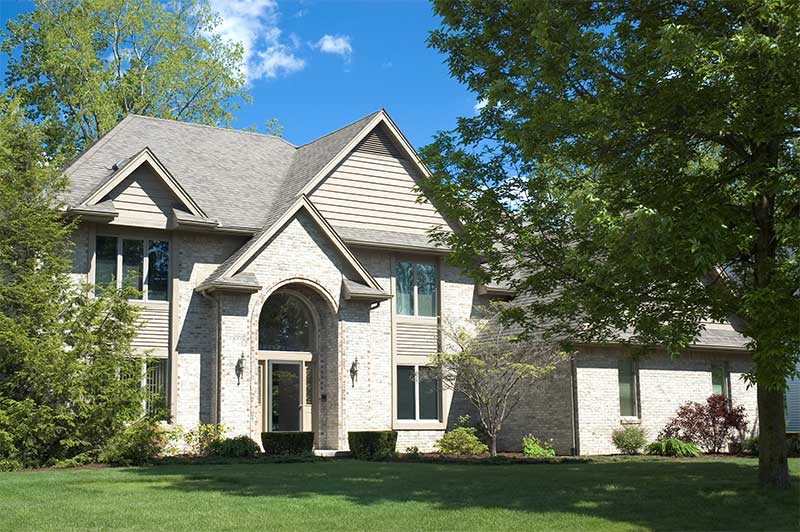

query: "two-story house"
left=63, top=110, right=758, bottom=454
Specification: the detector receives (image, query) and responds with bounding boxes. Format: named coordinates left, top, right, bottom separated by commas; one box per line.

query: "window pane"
left=418, top=366, right=439, bottom=420
left=122, top=239, right=143, bottom=296
left=396, top=261, right=414, bottom=315
left=618, top=360, right=636, bottom=417
left=259, top=293, right=312, bottom=351
left=416, top=263, right=437, bottom=317
left=711, top=366, right=724, bottom=396
left=397, top=366, right=416, bottom=420
left=145, top=358, right=168, bottom=418
left=95, top=236, right=117, bottom=293
left=271, top=363, right=300, bottom=431
left=147, top=240, right=169, bottom=301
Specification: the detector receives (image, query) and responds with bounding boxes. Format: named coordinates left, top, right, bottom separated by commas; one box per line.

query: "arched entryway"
left=254, top=283, right=337, bottom=447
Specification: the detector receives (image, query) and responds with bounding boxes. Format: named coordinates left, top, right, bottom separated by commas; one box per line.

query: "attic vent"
left=355, top=126, right=404, bottom=159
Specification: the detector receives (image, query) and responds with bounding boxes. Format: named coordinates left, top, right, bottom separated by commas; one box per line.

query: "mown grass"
left=0, top=457, right=797, bottom=531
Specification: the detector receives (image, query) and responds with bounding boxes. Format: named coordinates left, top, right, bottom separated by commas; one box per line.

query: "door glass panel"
left=395, top=261, right=414, bottom=315
left=305, top=363, right=313, bottom=405
left=271, top=363, right=300, bottom=431
left=397, top=365, right=416, bottom=419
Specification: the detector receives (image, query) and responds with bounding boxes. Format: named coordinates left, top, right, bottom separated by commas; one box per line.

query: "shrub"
left=184, top=423, right=225, bottom=456
left=100, top=419, right=165, bottom=466
left=744, top=434, right=800, bottom=458
left=743, top=436, right=759, bottom=456
left=348, top=431, right=398, bottom=460
left=261, top=432, right=314, bottom=455
left=209, top=436, right=260, bottom=458
left=405, top=446, right=421, bottom=459
left=522, top=434, right=556, bottom=457
left=645, top=438, right=701, bottom=457
left=611, top=426, right=647, bottom=455
left=435, top=425, right=489, bottom=456
left=659, top=394, right=747, bottom=453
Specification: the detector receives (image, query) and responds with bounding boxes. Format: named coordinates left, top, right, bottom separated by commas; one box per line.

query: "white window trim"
left=95, top=234, right=170, bottom=302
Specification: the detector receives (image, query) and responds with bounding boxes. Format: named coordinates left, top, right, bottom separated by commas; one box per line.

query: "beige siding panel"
left=310, top=145, right=451, bottom=236
left=132, top=303, right=170, bottom=354
left=104, top=166, right=181, bottom=229
left=396, top=320, right=438, bottom=357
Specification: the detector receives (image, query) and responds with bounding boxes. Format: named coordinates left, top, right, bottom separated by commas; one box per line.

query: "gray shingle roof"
left=63, top=111, right=381, bottom=229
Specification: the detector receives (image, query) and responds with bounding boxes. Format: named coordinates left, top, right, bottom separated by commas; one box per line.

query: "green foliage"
left=405, top=446, right=421, bottom=459
left=347, top=431, right=398, bottom=461
left=435, top=421, right=489, bottom=456
left=611, top=426, right=647, bottom=455
left=2, top=0, right=249, bottom=156
left=0, top=101, right=144, bottom=469
left=100, top=419, right=166, bottom=466
left=745, top=435, right=800, bottom=458
left=645, top=438, right=702, bottom=458
left=184, top=424, right=225, bottom=457
left=262, top=432, right=314, bottom=456
left=522, top=434, right=556, bottom=457
left=209, top=436, right=260, bottom=458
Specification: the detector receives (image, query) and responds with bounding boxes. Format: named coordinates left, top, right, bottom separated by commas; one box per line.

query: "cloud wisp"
left=313, top=34, right=353, bottom=60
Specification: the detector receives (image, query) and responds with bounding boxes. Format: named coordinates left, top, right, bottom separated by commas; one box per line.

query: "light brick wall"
left=575, top=346, right=757, bottom=455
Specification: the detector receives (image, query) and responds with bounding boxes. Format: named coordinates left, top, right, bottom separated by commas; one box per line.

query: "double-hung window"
left=95, top=236, right=169, bottom=301
left=396, top=365, right=440, bottom=421
left=618, top=359, right=640, bottom=418
left=395, top=260, right=437, bottom=317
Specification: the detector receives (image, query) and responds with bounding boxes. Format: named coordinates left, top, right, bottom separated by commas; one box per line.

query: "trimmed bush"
left=611, top=426, right=647, bottom=455
left=659, top=394, right=747, bottom=453
left=522, top=434, right=556, bottom=457
left=100, top=419, right=165, bottom=466
left=645, top=438, right=701, bottom=457
left=435, top=427, right=489, bottom=456
left=210, top=436, right=260, bottom=458
left=261, top=432, right=314, bottom=455
left=348, top=431, right=398, bottom=460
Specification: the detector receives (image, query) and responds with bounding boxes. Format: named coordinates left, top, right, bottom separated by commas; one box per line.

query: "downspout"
left=199, top=289, right=221, bottom=425
left=569, top=354, right=580, bottom=456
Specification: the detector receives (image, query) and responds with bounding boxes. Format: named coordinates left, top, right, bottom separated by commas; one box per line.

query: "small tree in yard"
left=430, top=302, right=568, bottom=456
left=660, top=394, right=748, bottom=454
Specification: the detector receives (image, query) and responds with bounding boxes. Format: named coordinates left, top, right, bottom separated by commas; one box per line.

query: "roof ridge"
left=296, top=109, right=383, bottom=149
left=126, top=114, right=297, bottom=148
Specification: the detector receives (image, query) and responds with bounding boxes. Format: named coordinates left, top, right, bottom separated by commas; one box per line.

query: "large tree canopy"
left=422, top=0, right=799, bottom=487
left=2, top=0, right=248, bottom=156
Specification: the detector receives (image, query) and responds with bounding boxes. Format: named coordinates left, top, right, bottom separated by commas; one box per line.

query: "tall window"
left=94, top=236, right=169, bottom=301
left=259, top=293, right=313, bottom=351
left=712, top=364, right=731, bottom=400
left=144, top=358, right=168, bottom=418
left=618, top=359, right=639, bottom=417
left=396, top=260, right=437, bottom=317
left=396, top=365, right=440, bottom=421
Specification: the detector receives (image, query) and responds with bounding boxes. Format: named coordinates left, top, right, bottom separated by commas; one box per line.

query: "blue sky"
left=0, top=0, right=479, bottom=149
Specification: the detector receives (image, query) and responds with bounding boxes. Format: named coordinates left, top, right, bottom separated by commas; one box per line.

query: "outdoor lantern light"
left=235, top=353, right=245, bottom=385
left=350, top=357, right=358, bottom=387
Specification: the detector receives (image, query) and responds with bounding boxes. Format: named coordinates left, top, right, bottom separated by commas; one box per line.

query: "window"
left=259, top=292, right=313, bottom=351
left=396, top=365, right=440, bottom=421
left=618, top=359, right=639, bottom=417
left=94, top=236, right=169, bottom=301
left=145, top=358, right=168, bottom=418
left=712, top=364, right=731, bottom=400
left=395, top=260, right=437, bottom=317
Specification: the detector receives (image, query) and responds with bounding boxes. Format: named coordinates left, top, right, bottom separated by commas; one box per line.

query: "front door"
left=269, top=361, right=302, bottom=432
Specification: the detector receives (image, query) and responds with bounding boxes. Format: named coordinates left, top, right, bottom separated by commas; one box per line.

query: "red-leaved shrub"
left=659, top=394, right=747, bottom=453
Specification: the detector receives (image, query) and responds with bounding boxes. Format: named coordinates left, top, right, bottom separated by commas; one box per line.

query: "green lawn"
left=1, top=457, right=798, bottom=531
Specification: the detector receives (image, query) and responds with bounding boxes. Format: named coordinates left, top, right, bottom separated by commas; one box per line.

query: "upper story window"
left=396, top=260, right=437, bottom=317
left=259, top=292, right=313, bottom=351
left=95, top=236, right=169, bottom=301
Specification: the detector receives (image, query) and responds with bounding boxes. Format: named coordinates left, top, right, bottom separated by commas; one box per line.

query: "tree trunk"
left=490, top=434, right=497, bottom=456
left=757, top=383, right=790, bottom=488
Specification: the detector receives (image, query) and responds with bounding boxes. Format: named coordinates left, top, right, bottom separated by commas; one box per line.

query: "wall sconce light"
left=235, top=353, right=245, bottom=385
left=350, top=358, right=358, bottom=387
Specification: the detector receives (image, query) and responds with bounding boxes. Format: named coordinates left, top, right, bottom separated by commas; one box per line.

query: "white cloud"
left=474, top=98, right=488, bottom=113
left=314, top=34, right=353, bottom=58
left=209, top=0, right=305, bottom=81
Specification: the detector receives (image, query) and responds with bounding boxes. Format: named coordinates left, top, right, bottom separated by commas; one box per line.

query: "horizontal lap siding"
left=396, top=320, right=438, bottom=357
left=309, top=127, right=450, bottom=236
left=133, top=303, right=170, bottom=355
left=105, top=166, right=177, bottom=229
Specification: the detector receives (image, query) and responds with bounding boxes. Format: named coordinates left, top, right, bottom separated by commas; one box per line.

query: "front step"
left=314, top=449, right=351, bottom=458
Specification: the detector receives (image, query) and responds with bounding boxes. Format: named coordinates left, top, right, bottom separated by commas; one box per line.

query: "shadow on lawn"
left=132, top=459, right=799, bottom=531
